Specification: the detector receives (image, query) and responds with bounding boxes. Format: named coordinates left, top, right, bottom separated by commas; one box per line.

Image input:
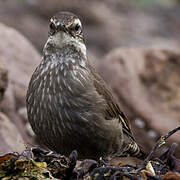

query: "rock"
left=0, top=61, right=8, bottom=102
left=25, top=122, right=35, bottom=137
left=18, top=106, right=35, bottom=137
left=0, top=112, right=25, bottom=154
left=0, top=84, right=30, bottom=143
left=0, top=23, right=40, bottom=107
left=97, top=48, right=180, bottom=146
left=0, top=23, right=41, bottom=144
left=18, top=106, right=28, bottom=123
left=1, top=0, right=180, bottom=57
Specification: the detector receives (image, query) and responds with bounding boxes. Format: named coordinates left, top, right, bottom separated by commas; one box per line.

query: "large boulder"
left=0, top=23, right=40, bottom=106
left=0, top=112, right=25, bottom=154
left=1, top=0, right=179, bottom=57
left=0, top=23, right=41, bottom=145
left=0, top=61, right=8, bottom=102
left=97, top=48, right=180, bottom=150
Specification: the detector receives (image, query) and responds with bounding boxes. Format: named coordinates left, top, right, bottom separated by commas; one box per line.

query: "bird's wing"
left=88, top=64, right=135, bottom=141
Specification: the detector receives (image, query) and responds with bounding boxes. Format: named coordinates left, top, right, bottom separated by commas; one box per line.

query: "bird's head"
left=45, top=12, right=86, bottom=58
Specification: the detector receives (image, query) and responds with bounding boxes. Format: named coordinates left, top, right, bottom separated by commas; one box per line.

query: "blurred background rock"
left=0, top=0, right=180, bottom=162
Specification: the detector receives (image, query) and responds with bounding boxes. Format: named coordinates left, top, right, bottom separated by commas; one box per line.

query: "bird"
left=26, top=11, right=146, bottom=160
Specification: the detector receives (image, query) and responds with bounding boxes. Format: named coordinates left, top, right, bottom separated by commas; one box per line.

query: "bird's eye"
left=74, top=24, right=81, bottom=31
left=49, top=23, right=56, bottom=30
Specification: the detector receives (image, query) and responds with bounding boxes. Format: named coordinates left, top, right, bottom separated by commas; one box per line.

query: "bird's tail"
left=124, top=141, right=147, bottom=160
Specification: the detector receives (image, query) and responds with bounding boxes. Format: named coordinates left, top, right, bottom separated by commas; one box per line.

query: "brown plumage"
left=26, top=11, right=146, bottom=160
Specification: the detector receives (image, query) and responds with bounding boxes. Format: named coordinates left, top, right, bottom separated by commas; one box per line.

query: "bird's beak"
left=50, top=18, right=66, bottom=33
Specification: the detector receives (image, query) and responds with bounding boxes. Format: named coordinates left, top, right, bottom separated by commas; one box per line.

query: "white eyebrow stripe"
left=74, top=18, right=82, bottom=27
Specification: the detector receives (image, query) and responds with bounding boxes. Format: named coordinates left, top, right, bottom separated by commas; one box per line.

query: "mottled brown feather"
left=88, top=64, right=135, bottom=141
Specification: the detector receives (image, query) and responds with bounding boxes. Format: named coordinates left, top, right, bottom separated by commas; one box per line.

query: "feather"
left=88, top=64, right=135, bottom=140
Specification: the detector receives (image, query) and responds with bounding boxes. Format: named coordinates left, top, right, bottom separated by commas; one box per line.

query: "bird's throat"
left=44, top=31, right=87, bottom=60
